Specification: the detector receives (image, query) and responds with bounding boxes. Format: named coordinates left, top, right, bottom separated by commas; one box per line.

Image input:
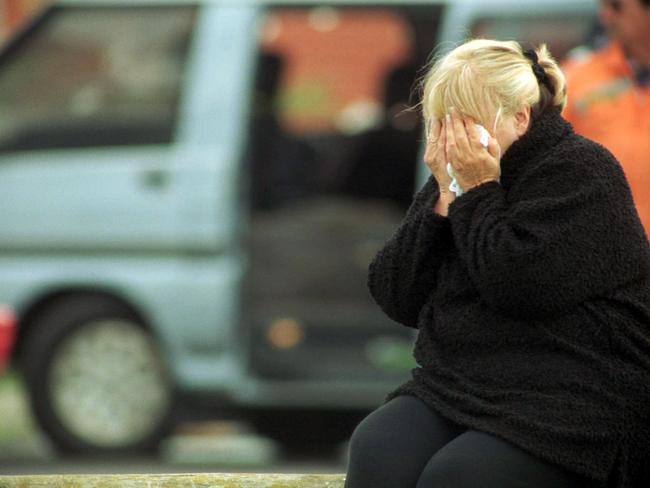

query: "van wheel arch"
left=14, top=289, right=150, bottom=367
left=17, top=291, right=175, bottom=454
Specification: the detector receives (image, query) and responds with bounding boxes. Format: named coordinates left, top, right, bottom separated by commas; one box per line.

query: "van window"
left=244, top=5, right=442, bottom=380
left=248, top=6, right=442, bottom=211
left=0, top=6, right=196, bottom=152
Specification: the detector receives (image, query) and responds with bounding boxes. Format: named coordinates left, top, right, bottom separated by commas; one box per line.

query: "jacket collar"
left=499, top=108, right=572, bottom=186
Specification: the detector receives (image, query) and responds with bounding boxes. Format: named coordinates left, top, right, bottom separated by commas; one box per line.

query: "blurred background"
left=0, top=0, right=47, bottom=39
left=0, top=0, right=596, bottom=476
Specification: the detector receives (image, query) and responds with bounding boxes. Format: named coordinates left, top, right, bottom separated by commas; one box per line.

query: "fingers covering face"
left=428, top=119, right=441, bottom=143
left=424, top=119, right=445, bottom=165
left=445, top=110, right=489, bottom=165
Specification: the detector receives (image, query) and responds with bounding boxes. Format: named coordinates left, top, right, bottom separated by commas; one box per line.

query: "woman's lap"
left=344, top=395, right=463, bottom=488
left=345, top=395, right=592, bottom=488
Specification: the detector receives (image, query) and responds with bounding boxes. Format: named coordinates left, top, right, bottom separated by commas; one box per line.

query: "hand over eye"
left=445, top=109, right=501, bottom=192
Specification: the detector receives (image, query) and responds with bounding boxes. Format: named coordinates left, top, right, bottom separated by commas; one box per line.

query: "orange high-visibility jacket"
left=563, top=42, right=650, bottom=236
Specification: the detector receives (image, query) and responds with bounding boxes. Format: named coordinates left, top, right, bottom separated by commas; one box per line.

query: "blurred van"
left=0, top=0, right=594, bottom=454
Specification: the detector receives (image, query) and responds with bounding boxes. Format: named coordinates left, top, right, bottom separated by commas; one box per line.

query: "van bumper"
left=174, top=351, right=411, bottom=410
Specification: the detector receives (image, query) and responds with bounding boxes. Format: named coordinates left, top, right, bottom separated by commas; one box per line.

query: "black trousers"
left=344, top=395, right=594, bottom=488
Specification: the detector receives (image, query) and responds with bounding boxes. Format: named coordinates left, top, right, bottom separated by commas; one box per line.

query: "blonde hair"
left=421, top=39, right=567, bottom=137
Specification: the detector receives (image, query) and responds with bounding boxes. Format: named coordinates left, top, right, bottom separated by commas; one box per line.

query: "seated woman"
left=344, top=38, right=650, bottom=488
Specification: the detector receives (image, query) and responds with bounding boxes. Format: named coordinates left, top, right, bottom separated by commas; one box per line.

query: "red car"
left=0, top=305, right=16, bottom=372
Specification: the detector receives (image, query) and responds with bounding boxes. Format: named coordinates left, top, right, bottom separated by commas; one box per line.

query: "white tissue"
left=476, top=124, right=490, bottom=148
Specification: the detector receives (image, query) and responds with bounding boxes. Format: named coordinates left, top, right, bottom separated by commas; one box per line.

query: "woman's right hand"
left=423, top=119, right=455, bottom=215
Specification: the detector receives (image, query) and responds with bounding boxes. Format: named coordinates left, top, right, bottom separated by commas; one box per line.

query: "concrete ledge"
left=0, top=473, right=345, bottom=488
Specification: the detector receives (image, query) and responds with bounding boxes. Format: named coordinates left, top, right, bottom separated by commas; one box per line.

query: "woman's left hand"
left=445, top=109, right=501, bottom=192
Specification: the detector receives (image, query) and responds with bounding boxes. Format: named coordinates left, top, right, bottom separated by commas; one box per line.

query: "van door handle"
left=140, top=168, right=169, bottom=190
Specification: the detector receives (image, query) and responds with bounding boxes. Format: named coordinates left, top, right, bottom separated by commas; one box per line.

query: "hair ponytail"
left=533, top=44, right=567, bottom=112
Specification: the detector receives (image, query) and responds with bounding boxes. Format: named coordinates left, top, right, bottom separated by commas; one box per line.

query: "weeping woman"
left=344, top=39, right=650, bottom=488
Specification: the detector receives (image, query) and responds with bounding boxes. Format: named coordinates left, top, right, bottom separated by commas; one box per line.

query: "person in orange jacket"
left=562, top=0, right=650, bottom=235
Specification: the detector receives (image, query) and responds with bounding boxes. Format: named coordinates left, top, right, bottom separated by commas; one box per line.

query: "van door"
left=0, top=5, right=197, bottom=251
left=242, top=4, right=444, bottom=397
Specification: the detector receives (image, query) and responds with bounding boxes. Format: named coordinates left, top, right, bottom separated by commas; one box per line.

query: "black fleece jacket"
left=369, top=108, right=650, bottom=487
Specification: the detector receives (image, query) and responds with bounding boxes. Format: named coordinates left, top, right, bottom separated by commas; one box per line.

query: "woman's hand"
left=445, top=109, right=501, bottom=192
left=424, top=119, right=455, bottom=215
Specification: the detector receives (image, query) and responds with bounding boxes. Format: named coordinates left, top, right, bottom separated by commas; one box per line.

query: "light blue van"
left=0, top=0, right=594, bottom=454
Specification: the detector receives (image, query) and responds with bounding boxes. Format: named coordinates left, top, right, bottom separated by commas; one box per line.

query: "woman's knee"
left=346, top=403, right=395, bottom=468
left=344, top=403, right=410, bottom=488
left=346, top=397, right=450, bottom=488
left=346, top=415, right=373, bottom=463
left=346, top=396, right=449, bottom=485
left=415, top=449, right=475, bottom=488
left=416, top=430, right=587, bottom=488
left=348, top=396, right=446, bottom=459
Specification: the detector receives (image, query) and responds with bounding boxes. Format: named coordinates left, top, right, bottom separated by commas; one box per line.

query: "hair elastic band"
left=523, top=49, right=555, bottom=95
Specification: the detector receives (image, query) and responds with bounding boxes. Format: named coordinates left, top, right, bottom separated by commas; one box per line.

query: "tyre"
left=20, top=295, right=174, bottom=455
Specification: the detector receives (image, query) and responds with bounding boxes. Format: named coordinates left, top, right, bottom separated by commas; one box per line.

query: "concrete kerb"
left=0, top=473, right=346, bottom=488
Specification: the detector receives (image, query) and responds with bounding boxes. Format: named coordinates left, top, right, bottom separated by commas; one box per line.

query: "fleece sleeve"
left=447, top=144, right=650, bottom=320
left=368, top=176, right=455, bottom=328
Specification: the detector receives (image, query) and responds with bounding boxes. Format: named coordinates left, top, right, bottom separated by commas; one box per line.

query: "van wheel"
left=20, top=296, right=174, bottom=454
